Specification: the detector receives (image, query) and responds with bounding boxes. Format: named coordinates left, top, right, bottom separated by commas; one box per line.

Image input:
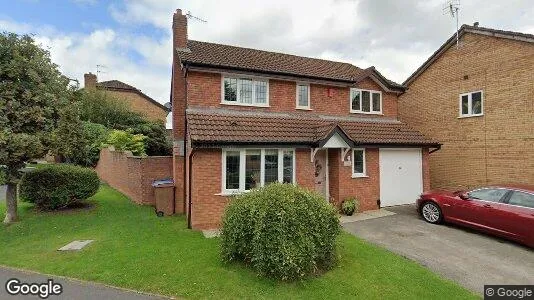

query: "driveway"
left=343, top=205, right=534, bottom=294
left=0, top=266, right=170, bottom=300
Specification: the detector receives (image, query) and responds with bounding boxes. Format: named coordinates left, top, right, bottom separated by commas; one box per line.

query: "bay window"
left=222, top=76, right=269, bottom=106
left=222, top=149, right=295, bottom=193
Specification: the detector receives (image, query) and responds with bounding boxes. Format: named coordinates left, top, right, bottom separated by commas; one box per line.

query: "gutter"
left=429, top=144, right=442, bottom=154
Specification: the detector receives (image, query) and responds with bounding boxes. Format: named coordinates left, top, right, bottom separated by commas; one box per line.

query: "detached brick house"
left=84, top=73, right=169, bottom=122
left=399, top=24, right=534, bottom=189
left=171, top=9, right=439, bottom=229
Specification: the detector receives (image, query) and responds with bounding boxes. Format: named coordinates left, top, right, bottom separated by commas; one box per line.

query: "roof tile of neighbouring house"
left=96, top=80, right=169, bottom=112
left=178, top=40, right=404, bottom=90
left=186, top=109, right=439, bottom=146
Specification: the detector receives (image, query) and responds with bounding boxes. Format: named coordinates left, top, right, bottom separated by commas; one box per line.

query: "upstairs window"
left=296, top=83, right=310, bottom=109
left=223, top=76, right=269, bottom=107
left=350, top=89, right=382, bottom=114
left=459, top=91, right=483, bottom=117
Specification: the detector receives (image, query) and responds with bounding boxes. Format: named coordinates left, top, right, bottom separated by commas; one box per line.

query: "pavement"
left=343, top=205, right=534, bottom=295
left=0, top=266, right=171, bottom=300
left=0, top=185, right=6, bottom=202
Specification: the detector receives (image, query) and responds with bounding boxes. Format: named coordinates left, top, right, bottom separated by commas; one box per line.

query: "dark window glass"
left=245, top=150, right=261, bottom=190
left=224, top=78, right=237, bottom=102
left=255, top=81, right=267, bottom=104
left=461, top=95, right=469, bottom=115
left=508, top=192, right=534, bottom=208
left=472, top=92, right=482, bottom=114
left=353, top=149, right=364, bottom=174
left=264, top=150, right=279, bottom=184
left=351, top=90, right=361, bottom=111
left=298, top=85, right=309, bottom=107
left=283, top=150, right=294, bottom=183
left=361, top=91, right=370, bottom=112
left=225, top=151, right=240, bottom=189
left=468, top=189, right=507, bottom=203
left=372, top=92, right=381, bottom=112
left=239, top=78, right=253, bottom=104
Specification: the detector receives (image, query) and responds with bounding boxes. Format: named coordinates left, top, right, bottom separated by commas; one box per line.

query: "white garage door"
left=379, top=148, right=423, bottom=207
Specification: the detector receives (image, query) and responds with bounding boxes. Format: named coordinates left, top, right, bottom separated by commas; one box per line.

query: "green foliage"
left=77, top=89, right=171, bottom=156
left=0, top=32, right=72, bottom=184
left=104, top=130, right=146, bottom=156
left=341, top=198, right=359, bottom=216
left=221, top=183, right=341, bottom=281
left=19, top=164, right=100, bottom=210
left=0, top=166, right=6, bottom=185
left=131, top=121, right=171, bottom=156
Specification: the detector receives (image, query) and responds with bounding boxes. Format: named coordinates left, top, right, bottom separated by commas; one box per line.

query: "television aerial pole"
left=443, top=0, right=460, bottom=49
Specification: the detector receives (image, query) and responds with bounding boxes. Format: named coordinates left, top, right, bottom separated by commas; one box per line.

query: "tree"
left=0, top=33, right=72, bottom=224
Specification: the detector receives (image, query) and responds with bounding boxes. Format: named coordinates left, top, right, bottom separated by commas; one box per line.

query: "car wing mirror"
left=459, top=193, right=469, bottom=200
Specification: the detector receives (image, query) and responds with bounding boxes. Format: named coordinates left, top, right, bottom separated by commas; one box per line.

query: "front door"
left=314, top=149, right=328, bottom=199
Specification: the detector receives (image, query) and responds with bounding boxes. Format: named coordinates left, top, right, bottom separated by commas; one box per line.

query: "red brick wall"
left=96, top=148, right=173, bottom=206
left=186, top=71, right=398, bottom=118
left=328, top=148, right=380, bottom=212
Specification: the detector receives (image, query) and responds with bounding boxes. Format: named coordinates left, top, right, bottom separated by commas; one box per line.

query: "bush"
left=131, top=121, right=172, bottom=156
left=103, top=129, right=146, bottom=156
left=66, top=122, right=108, bottom=167
left=0, top=166, right=6, bottom=185
left=20, top=164, right=100, bottom=210
left=221, top=183, right=340, bottom=281
left=341, top=198, right=359, bottom=216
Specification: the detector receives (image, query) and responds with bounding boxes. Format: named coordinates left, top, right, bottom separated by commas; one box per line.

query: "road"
left=0, top=266, right=171, bottom=300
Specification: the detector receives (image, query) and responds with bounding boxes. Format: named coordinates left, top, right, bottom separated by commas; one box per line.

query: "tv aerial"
left=443, top=0, right=460, bottom=49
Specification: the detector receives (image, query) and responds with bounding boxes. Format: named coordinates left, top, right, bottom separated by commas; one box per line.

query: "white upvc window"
left=459, top=90, right=483, bottom=117
left=296, top=83, right=311, bottom=109
left=350, top=88, right=382, bottom=114
left=351, top=148, right=366, bottom=178
left=221, top=149, right=295, bottom=194
left=221, top=75, right=269, bottom=107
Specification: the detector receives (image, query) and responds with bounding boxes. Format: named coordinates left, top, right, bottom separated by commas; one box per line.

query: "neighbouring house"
left=170, top=9, right=440, bottom=229
left=84, top=73, right=169, bottom=122
left=399, top=24, right=534, bottom=189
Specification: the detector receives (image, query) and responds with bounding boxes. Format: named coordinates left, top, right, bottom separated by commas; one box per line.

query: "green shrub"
left=341, top=197, right=359, bottom=216
left=0, top=166, right=6, bottom=185
left=103, top=129, right=146, bottom=156
left=66, top=122, right=108, bottom=167
left=131, top=121, right=172, bottom=156
left=20, top=164, right=100, bottom=210
left=221, top=183, right=340, bottom=281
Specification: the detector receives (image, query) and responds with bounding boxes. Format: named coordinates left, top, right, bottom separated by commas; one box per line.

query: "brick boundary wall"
left=96, top=147, right=173, bottom=206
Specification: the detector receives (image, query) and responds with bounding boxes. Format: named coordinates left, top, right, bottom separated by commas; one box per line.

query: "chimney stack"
left=84, top=72, right=97, bottom=89
left=473, top=22, right=479, bottom=27
left=173, top=9, right=188, bottom=51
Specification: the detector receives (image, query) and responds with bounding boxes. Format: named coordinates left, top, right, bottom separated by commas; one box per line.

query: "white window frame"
left=221, top=74, right=269, bottom=107
left=351, top=148, right=367, bottom=178
left=349, top=88, right=382, bottom=114
left=221, top=148, right=296, bottom=194
left=459, top=90, right=484, bottom=118
left=296, top=82, right=311, bottom=110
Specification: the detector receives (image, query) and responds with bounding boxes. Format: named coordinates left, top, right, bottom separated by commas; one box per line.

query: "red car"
left=416, top=184, right=534, bottom=248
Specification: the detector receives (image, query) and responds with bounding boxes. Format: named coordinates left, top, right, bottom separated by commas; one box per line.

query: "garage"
left=379, top=148, right=423, bottom=207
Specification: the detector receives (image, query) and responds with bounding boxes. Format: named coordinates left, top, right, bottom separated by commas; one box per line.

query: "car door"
left=496, top=191, right=534, bottom=244
left=452, top=188, right=508, bottom=231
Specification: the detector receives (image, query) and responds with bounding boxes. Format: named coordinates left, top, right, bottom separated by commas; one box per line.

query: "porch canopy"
left=186, top=108, right=440, bottom=153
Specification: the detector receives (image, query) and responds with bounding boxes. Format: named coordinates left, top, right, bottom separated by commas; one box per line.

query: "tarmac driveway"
left=343, top=205, right=534, bottom=294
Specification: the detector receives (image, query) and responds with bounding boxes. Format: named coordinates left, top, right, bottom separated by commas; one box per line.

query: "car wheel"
left=420, top=202, right=443, bottom=224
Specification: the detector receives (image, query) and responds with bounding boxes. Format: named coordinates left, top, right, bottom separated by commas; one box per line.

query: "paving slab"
left=58, top=240, right=94, bottom=251
left=339, top=209, right=396, bottom=224
left=202, top=229, right=221, bottom=238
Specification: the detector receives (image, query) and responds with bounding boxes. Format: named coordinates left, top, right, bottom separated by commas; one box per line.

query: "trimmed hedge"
left=20, top=164, right=100, bottom=210
left=221, top=183, right=340, bottom=281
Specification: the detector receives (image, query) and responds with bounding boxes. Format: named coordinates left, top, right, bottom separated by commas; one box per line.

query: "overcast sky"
left=1, top=0, right=533, bottom=127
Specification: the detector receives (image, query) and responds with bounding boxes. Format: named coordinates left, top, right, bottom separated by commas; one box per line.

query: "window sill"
left=458, top=114, right=484, bottom=119
left=221, top=101, right=269, bottom=108
left=296, top=107, right=313, bottom=111
left=350, top=111, right=383, bottom=115
left=352, top=174, right=369, bottom=178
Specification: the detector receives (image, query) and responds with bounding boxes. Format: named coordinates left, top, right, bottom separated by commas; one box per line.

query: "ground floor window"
left=222, top=148, right=295, bottom=193
left=352, top=148, right=366, bottom=177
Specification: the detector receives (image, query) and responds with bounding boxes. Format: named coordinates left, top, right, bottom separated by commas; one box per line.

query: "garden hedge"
left=20, top=164, right=100, bottom=210
left=221, top=183, right=340, bottom=281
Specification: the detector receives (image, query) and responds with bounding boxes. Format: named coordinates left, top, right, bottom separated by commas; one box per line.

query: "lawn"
left=0, top=185, right=477, bottom=299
